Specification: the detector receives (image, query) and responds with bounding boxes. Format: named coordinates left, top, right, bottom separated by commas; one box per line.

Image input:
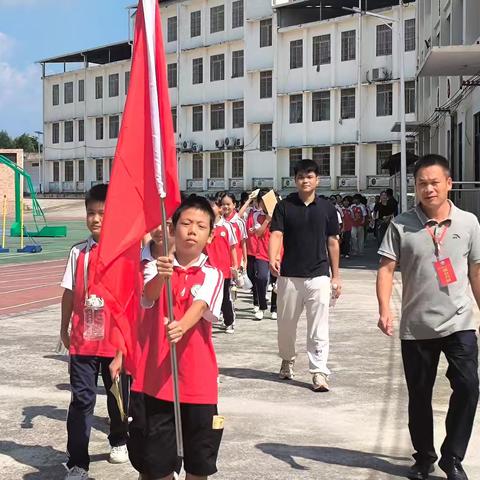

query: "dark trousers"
left=270, top=276, right=277, bottom=313
left=67, top=355, right=129, bottom=470
left=221, top=279, right=235, bottom=327
left=401, top=330, right=479, bottom=464
left=341, top=231, right=351, bottom=256
left=255, top=258, right=270, bottom=311
left=247, top=255, right=258, bottom=306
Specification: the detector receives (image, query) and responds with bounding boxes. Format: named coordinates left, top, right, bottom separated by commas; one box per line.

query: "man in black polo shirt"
left=269, top=159, right=341, bottom=391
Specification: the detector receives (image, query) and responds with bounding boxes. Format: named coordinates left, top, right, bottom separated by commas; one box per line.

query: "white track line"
left=0, top=274, right=61, bottom=284
left=0, top=283, right=60, bottom=295
left=0, top=265, right=65, bottom=277
left=0, top=295, right=62, bottom=311
left=0, top=258, right=66, bottom=269
left=0, top=248, right=71, bottom=260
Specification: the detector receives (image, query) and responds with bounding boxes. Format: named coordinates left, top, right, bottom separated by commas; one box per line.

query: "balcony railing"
left=62, top=181, right=75, bottom=192
left=207, top=178, right=226, bottom=190
left=76, top=181, right=85, bottom=191
left=49, top=182, right=60, bottom=193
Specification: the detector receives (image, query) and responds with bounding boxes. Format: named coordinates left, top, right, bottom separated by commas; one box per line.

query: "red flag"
left=94, top=0, right=181, bottom=371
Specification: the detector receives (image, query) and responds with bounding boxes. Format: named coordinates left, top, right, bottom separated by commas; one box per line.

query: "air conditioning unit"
left=192, top=143, right=203, bottom=153
left=252, top=177, right=274, bottom=188
left=224, top=137, right=236, bottom=149
left=282, top=177, right=296, bottom=188
left=371, top=67, right=389, bottom=82
left=208, top=179, right=225, bottom=188
left=338, top=177, right=357, bottom=188
left=215, top=138, right=225, bottom=149
left=186, top=180, right=194, bottom=189
left=235, top=137, right=244, bottom=148
left=181, top=140, right=193, bottom=152
left=230, top=179, right=240, bottom=188
left=367, top=176, right=390, bottom=188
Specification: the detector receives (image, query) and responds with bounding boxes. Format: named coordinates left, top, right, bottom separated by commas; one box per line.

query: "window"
left=405, top=18, right=415, bottom=52
left=260, top=19, right=272, bottom=47
left=211, top=103, right=225, bottom=130
left=341, top=146, right=356, bottom=175
left=96, top=117, right=104, bottom=140
left=191, top=11, right=201, bottom=37
left=64, top=121, right=73, bottom=142
left=192, top=58, right=203, bottom=84
left=53, top=162, right=59, bottom=181
left=109, top=115, right=119, bottom=139
left=192, top=106, right=203, bottom=132
left=289, top=149, right=302, bottom=176
left=376, top=24, right=392, bottom=56
left=78, top=119, right=84, bottom=142
left=125, top=71, right=130, bottom=94
left=210, top=54, right=225, bottom=81
left=260, top=71, right=272, bottom=99
left=289, top=94, right=303, bottom=124
left=232, top=0, right=243, bottom=28
left=52, top=123, right=59, bottom=144
left=95, top=76, right=103, bottom=99
left=377, top=84, right=393, bottom=116
left=290, top=40, right=303, bottom=69
left=232, top=101, right=244, bottom=128
left=405, top=81, right=416, bottom=114
left=171, top=107, right=177, bottom=133
left=260, top=124, right=272, bottom=151
left=65, top=161, right=74, bottom=182
left=78, top=79, right=84, bottom=102
left=109, top=73, right=119, bottom=97
left=376, top=143, right=392, bottom=174
left=210, top=152, right=224, bottom=178
left=210, top=5, right=224, bottom=33
left=95, top=159, right=103, bottom=181
left=341, top=30, right=356, bottom=61
left=167, top=16, right=177, bottom=42
left=232, top=50, right=244, bottom=78
left=312, top=91, right=330, bottom=121
left=78, top=160, right=84, bottom=182
left=192, top=154, right=203, bottom=179
left=313, top=147, right=330, bottom=176
left=232, top=151, right=243, bottom=178
left=64, top=82, right=73, bottom=104
left=52, top=84, right=59, bottom=106
left=313, top=34, right=331, bottom=66
left=341, top=88, right=356, bottom=119
left=168, top=63, right=177, bottom=88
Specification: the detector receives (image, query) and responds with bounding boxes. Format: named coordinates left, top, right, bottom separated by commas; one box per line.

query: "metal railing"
left=451, top=182, right=480, bottom=218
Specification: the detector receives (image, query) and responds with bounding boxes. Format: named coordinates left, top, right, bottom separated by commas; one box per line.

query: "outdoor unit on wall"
left=208, top=179, right=225, bottom=188
left=367, top=176, right=390, bottom=188
left=230, top=179, right=241, bottom=188
left=252, top=177, right=274, bottom=188
left=186, top=180, right=194, bottom=189
left=192, top=143, right=203, bottom=152
left=215, top=138, right=225, bottom=149
left=235, top=137, right=244, bottom=148
left=338, top=177, right=357, bottom=188
left=181, top=140, right=193, bottom=152
left=224, top=137, right=236, bottom=149
left=368, top=67, right=391, bottom=82
left=282, top=177, right=296, bottom=188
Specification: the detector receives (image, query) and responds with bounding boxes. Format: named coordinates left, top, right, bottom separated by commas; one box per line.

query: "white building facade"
left=40, top=0, right=417, bottom=195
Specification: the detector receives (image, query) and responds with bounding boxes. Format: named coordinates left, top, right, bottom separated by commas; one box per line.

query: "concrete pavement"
left=0, top=250, right=479, bottom=479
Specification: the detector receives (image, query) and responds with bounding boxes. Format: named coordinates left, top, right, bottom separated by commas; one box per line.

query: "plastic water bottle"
left=83, top=295, right=105, bottom=341
left=330, top=284, right=338, bottom=308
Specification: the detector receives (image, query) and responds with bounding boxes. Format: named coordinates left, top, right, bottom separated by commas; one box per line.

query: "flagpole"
left=161, top=197, right=184, bottom=458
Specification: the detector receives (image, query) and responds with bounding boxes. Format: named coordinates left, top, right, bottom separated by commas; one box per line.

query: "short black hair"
left=172, top=196, right=215, bottom=232
left=386, top=188, right=394, bottom=197
left=256, top=188, right=270, bottom=203
left=85, top=184, right=108, bottom=208
left=293, top=159, right=320, bottom=177
left=413, top=154, right=451, bottom=179
left=220, top=192, right=236, bottom=204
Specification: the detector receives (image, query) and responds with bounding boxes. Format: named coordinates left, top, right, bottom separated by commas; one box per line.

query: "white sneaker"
left=225, top=324, right=235, bottom=334
left=267, top=284, right=273, bottom=292
left=253, top=305, right=260, bottom=313
left=109, top=444, right=129, bottom=464
left=271, top=312, right=277, bottom=320
left=254, top=310, right=264, bottom=321
left=64, top=466, right=88, bottom=480
left=312, top=372, right=330, bottom=392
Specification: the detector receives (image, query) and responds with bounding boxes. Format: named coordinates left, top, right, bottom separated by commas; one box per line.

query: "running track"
left=0, top=259, right=66, bottom=316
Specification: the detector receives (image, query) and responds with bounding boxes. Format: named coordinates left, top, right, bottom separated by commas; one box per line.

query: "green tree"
left=0, top=130, right=14, bottom=149
left=14, top=133, right=39, bottom=152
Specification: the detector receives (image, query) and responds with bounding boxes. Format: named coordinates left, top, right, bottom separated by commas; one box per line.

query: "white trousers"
left=351, top=226, right=365, bottom=255
left=277, top=275, right=331, bottom=375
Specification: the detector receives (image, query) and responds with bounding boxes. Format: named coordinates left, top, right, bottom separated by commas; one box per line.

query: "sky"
left=0, top=0, right=134, bottom=138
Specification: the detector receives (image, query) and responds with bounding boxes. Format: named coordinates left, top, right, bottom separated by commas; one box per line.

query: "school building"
left=38, top=0, right=417, bottom=196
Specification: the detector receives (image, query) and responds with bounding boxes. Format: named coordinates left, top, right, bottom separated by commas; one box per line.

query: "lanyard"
left=426, top=223, right=449, bottom=257
left=83, top=242, right=94, bottom=299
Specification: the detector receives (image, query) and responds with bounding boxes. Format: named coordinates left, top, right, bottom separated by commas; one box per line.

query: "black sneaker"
left=438, top=457, right=468, bottom=480
left=406, top=461, right=435, bottom=480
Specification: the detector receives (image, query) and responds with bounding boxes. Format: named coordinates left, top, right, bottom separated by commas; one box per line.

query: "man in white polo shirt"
left=377, top=154, right=480, bottom=480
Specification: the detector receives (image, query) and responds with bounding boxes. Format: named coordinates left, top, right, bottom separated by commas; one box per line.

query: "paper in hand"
left=261, top=190, right=278, bottom=217
left=110, top=376, right=127, bottom=422
left=249, top=189, right=260, bottom=200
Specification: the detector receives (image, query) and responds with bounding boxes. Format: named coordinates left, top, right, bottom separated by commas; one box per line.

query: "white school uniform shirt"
left=61, top=236, right=97, bottom=291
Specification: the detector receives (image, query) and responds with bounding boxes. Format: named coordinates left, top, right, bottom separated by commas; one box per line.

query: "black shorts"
left=128, top=392, right=223, bottom=478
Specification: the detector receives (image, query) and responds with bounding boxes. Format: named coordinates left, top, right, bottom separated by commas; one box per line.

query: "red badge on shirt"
left=433, top=258, right=457, bottom=287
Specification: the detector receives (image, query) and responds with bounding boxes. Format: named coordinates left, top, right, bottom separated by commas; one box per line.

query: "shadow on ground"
left=220, top=367, right=312, bottom=390
left=256, top=443, right=445, bottom=479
